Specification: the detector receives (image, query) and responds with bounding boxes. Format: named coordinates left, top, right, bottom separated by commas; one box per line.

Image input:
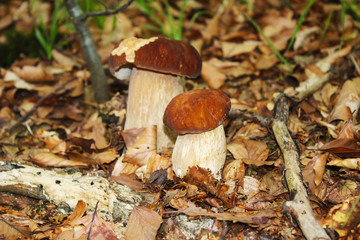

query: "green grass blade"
left=163, top=0, right=177, bottom=39
left=339, top=0, right=345, bottom=50
left=342, top=193, right=360, bottom=228
left=247, top=15, right=293, bottom=71
left=50, top=2, right=62, bottom=44
left=175, top=0, right=187, bottom=40
left=35, top=28, right=52, bottom=59
left=141, top=25, right=170, bottom=38
left=320, top=9, right=333, bottom=43
left=186, top=10, right=208, bottom=32
left=286, top=0, right=316, bottom=52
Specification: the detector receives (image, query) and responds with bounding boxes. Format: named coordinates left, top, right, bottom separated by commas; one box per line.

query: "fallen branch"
left=271, top=94, right=330, bottom=240
left=267, top=47, right=353, bottom=239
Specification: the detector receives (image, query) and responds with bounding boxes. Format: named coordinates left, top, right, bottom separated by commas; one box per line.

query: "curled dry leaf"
left=221, top=41, right=263, bottom=58
left=12, top=65, right=56, bottom=83
left=320, top=138, right=360, bottom=158
left=329, top=77, right=360, bottom=122
left=91, top=149, right=120, bottom=164
left=52, top=49, right=80, bottom=70
left=183, top=166, right=233, bottom=208
left=243, top=176, right=260, bottom=197
left=111, top=174, right=146, bottom=192
left=125, top=205, right=163, bottom=240
left=232, top=123, right=268, bottom=139
left=302, top=153, right=329, bottom=195
left=32, top=152, right=88, bottom=168
left=63, top=200, right=87, bottom=226
left=222, top=159, right=245, bottom=183
left=327, top=158, right=360, bottom=171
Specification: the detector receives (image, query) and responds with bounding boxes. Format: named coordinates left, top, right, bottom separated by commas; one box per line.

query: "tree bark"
left=64, top=0, right=110, bottom=103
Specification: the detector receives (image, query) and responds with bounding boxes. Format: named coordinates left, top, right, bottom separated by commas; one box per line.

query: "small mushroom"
left=109, top=36, right=202, bottom=152
left=163, top=89, right=231, bottom=179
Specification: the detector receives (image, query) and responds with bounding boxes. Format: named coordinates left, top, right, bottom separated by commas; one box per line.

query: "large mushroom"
left=163, top=89, right=231, bottom=179
left=109, top=36, right=202, bottom=152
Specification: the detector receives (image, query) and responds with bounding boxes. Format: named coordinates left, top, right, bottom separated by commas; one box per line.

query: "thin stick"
left=82, top=0, right=134, bottom=21
left=271, top=94, right=330, bottom=239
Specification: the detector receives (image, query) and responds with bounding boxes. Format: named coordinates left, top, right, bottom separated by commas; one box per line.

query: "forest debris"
left=201, top=61, right=227, bottom=89
left=178, top=201, right=276, bottom=224
left=243, top=176, right=260, bottom=197
left=323, top=196, right=360, bottom=237
left=74, top=205, right=119, bottom=240
left=125, top=205, right=162, bottom=240
left=272, top=95, right=330, bottom=240
left=227, top=138, right=271, bottom=166
left=32, top=152, right=89, bottom=168
left=0, top=161, right=143, bottom=222
left=221, top=41, right=263, bottom=58
left=327, top=158, right=360, bottom=170
left=222, top=159, right=245, bottom=183
left=12, top=65, right=56, bottom=83
left=302, top=153, right=329, bottom=196
left=328, top=77, right=360, bottom=122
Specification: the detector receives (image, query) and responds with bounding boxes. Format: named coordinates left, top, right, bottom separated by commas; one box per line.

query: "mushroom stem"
left=171, top=124, right=226, bottom=179
left=125, top=68, right=182, bottom=152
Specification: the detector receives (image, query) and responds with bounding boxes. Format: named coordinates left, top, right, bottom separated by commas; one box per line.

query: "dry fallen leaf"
left=184, top=166, right=233, bottom=208
left=227, top=138, right=271, bottom=166
left=329, top=78, right=360, bottom=122
left=327, top=158, right=360, bottom=171
left=12, top=65, right=56, bottom=82
left=201, top=61, right=227, bottom=89
left=74, top=209, right=119, bottom=240
left=125, top=206, right=163, bottom=240
left=122, top=126, right=157, bottom=166
left=302, top=153, right=329, bottom=195
left=323, top=197, right=360, bottom=237
left=63, top=200, right=87, bottom=226
left=32, top=152, right=88, bottom=168
left=320, top=138, right=360, bottom=158
left=221, top=41, right=263, bottom=58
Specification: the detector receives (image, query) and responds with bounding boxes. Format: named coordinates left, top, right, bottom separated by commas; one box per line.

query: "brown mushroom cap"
left=163, top=89, right=231, bottom=134
left=109, top=36, right=202, bottom=78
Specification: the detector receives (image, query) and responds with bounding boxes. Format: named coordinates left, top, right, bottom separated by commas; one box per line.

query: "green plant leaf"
left=246, top=15, right=293, bottom=71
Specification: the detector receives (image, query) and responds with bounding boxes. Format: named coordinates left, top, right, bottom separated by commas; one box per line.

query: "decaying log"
left=0, top=161, right=146, bottom=223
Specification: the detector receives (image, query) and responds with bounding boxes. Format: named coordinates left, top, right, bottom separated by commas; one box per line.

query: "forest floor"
left=1, top=0, right=360, bottom=239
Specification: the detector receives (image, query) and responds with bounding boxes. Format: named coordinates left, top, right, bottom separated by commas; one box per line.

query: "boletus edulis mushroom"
left=109, top=36, right=202, bottom=152
left=163, top=89, right=231, bottom=179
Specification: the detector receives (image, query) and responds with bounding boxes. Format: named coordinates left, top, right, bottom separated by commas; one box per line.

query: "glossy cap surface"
left=109, top=36, right=202, bottom=78
left=163, top=89, right=231, bottom=134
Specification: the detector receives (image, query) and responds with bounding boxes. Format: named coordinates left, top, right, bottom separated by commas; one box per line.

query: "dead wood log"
left=0, top=161, right=146, bottom=223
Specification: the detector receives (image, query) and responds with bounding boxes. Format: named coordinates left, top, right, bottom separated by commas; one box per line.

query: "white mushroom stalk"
left=171, top=125, right=226, bottom=179
left=125, top=68, right=181, bottom=150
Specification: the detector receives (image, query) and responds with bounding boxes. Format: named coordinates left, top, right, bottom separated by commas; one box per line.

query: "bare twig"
left=82, top=0, right=134, bottom=21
